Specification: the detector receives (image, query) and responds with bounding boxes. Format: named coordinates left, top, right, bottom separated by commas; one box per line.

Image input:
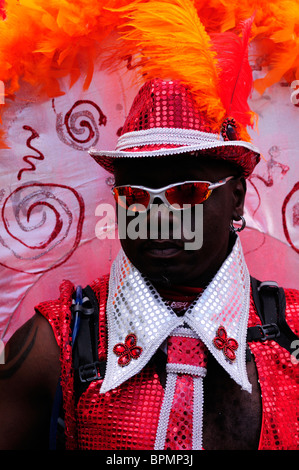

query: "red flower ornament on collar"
left=113, top=333, right=143, bottom=367
left=213, top=326, right=239, bottom=362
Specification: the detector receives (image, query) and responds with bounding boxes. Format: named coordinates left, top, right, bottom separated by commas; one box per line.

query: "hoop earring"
left=230, top=215, right=246, bottom=233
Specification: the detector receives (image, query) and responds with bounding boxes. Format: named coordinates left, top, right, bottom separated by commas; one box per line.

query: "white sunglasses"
left=112, top=176, right=235, bottom=212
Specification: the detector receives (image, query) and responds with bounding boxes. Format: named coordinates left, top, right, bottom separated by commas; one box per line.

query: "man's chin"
left=139, top=264, right=187, bottom=288
left=121, top=240, right=202, bottom=287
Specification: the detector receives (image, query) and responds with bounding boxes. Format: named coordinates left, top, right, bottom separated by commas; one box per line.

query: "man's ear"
left=231, top=177, right=246, bottom=220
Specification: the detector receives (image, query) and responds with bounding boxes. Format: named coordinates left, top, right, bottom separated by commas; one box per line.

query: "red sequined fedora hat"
left=89, top=2, right=260, bottom=177
left=89, top=78, right=260, bottom=177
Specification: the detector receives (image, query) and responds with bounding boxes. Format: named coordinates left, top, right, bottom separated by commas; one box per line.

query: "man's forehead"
left=114, top=153, right=240, bottom=184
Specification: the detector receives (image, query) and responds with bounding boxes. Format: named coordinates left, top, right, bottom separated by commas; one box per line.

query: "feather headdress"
left=211, top=15, right=257, bottom=137
left=111, top=0, right=225, bottom=128
left=111, top=0, right=256, bottom=137
left=1, top=0, right=299, bottom=149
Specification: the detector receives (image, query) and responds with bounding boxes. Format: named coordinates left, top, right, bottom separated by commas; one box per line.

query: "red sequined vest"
left=36, top=274, right=299, bottom=450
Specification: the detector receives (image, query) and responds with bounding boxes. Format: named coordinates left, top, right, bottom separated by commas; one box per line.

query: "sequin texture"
left=36, top=271, right=299, bottom=449
left=165, top=374, right=194, bottom=450
left=102, top=239, right=251, bottom=395
left=167, top=335, right=208, bottom=368
left=90, top=79, right=260, bottom=177
left=164, top=335, right=208, bottom=450
left=77, top=368, right=163, bottom=450
left=248, top=288, right=299, bottom=450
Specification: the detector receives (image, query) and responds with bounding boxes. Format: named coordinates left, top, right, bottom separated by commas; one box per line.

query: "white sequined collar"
left=100, top=237, right=252, bottom=394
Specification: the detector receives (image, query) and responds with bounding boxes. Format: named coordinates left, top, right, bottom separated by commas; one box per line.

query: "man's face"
left=114, top=154, right=246, bottom=288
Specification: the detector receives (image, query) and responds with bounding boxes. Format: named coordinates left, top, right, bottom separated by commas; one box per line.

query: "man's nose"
left=147, top=200, right=181, bottom=239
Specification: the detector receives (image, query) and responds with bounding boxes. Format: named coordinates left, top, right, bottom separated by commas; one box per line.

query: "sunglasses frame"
left=112, top=176, right=235, bottom=212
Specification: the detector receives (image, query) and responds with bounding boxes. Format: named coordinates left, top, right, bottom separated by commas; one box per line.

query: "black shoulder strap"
left=49, top=284, right=105, bottom=449
left=72, top=285, right=106, bottom=405
left=248, top=276, right=298, bottom=353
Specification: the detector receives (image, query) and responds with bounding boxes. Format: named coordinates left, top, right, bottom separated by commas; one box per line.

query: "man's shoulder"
left=0, top=313, right=60, bottom=387
left=89, top=273, right=110, bottom=292
left=34, top=273, right=110, bottom=318
left=34, top=274, right=110, bottom=340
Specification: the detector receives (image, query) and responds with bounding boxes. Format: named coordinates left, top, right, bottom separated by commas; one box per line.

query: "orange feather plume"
left=111, top=0, right=258, bottom=136
left=1, top=0, right=299, bottom=148
left=112, top=0, right=227, bottom=131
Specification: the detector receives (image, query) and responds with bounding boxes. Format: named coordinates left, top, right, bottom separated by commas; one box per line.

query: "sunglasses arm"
left=208, top=176, right=235, bottom=190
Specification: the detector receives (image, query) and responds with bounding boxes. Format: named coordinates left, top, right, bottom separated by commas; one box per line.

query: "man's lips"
left=142, top=240, right=184, bottom=257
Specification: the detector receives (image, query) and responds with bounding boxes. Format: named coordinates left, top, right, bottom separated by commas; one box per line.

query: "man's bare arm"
left=0, top=314, right=60, bottom=449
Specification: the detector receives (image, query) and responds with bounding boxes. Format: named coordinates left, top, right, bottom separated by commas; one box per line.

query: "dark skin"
left=114, top=154, right=245, bottom=288
left=0, top=153, right=262, bottom=450
left=0, top=313, right=60, bottom=449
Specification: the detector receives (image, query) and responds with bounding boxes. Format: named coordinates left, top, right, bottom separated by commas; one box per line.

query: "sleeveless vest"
left=36, top=274, right=299, bottom=450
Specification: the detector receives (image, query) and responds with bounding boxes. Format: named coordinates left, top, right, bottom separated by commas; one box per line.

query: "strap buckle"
left=78, top=362, right=103, bottom=383
left=257, top=323, right=280, bottom=341
left=258, top=281, right=279, bottom=292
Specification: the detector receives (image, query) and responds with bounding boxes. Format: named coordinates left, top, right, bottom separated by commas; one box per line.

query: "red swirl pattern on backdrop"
left=248, top=145, right=290, bottom=217
left=17, top=126, right=45, bottom=181
left=0, top=182, right=85, bottom=274
left=282, top=182, right=299, bottom=255
left=53, top=99, right=107, bottom=150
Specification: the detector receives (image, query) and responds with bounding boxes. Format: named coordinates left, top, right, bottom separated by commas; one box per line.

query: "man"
left=0, top=77, right=298, bottom=450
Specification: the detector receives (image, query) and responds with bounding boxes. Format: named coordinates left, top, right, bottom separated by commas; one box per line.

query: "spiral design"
left=54, top=99, right=107, bottom=150
left=282, top=181, right=299, bottom=254
left=0, top=182, right=85, bottom=274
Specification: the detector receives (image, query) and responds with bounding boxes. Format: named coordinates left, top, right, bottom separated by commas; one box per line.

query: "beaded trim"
left=166, top=362, right=207, bottom=377
left=154, top=372, right=177, bottom=450
left=193, top=377, right=205, bottom=449
left=116, top=127, right=224, bottom=150
left=89, top=138, right=259, bottom=159
left=169, top=326, right=200, bottom=339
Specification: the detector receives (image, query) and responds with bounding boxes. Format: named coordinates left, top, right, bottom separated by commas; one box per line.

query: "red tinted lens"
left=113, top=187, right=150, bottom=212
left=165, top=182, right=211, bottom=208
